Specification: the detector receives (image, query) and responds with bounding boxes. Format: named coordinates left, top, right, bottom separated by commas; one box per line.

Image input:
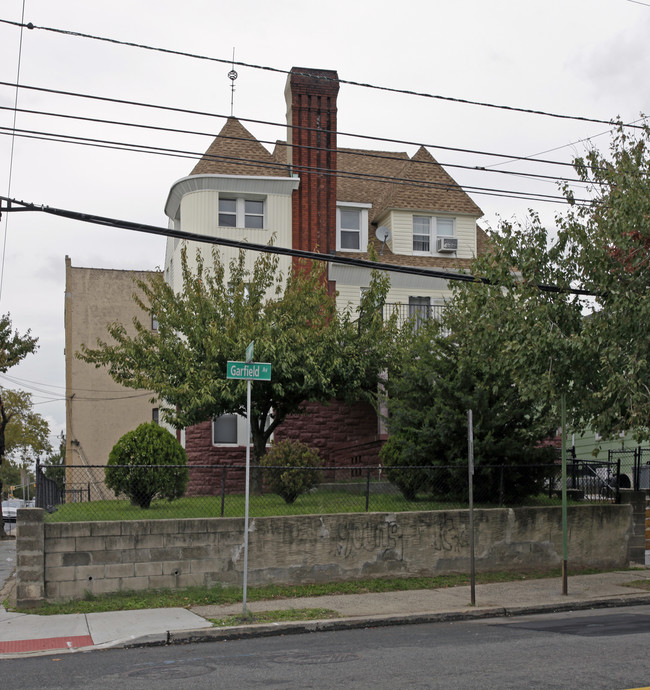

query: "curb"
left=124, top=593, right=650, bottom=649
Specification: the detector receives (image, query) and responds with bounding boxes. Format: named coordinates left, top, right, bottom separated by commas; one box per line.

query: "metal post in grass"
left=561, top=393, right=568, bottom=596
left=221, top=468, right=226, bottom=517
left=468, top=409, right=476, bottom=606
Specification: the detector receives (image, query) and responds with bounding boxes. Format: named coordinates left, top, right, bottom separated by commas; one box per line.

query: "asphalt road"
left=4, top=605, right=650, bottom=689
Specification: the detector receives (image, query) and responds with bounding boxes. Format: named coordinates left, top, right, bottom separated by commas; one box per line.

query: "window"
left=219, top=197, right=265, bottom=229
left=413, top=216, right=431, bottom=252
left=336, top=203, right=370, bottom=252
left=152, top=408, right=159, bottom=424
left=409, top=296, right=430, bottom=329
left=213, top=414, right=238, bottom=445
left=413, top=216, right=455, bottom=253
left=339, top=209, right=361, bottom=249
left=151, top=314, right=159, bottom=331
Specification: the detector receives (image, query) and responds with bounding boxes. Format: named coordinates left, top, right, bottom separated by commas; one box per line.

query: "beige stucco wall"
left=64, top=258, right=160, bottom=499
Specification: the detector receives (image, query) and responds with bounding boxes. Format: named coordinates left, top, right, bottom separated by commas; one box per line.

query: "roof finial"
left=228, top=48, right=238, bottom=117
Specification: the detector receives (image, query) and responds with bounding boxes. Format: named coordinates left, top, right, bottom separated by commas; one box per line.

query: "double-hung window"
left=412, top=216, right=455, bottom=254
left=219, top=197, right=265, bottom=229
left=336, top=202, right=370, bottom=252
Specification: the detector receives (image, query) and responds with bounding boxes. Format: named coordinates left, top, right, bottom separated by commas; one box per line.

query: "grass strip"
left=43, top=492, right=578, bottom=523
left=210, top=608, right=339, bottom=627
left=10, top=566, right=611, bottom=616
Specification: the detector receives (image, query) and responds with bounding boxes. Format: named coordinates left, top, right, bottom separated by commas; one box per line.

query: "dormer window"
left=413, top=215, right=455, bottom=254
left=336, top=202, right=371, bottom=252
left=219, top=196, right=265, bottom=229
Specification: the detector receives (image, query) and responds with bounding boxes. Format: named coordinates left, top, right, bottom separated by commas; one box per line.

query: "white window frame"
left=218, top=195, right=266, bottom=229
left=212, top=413, right=274, bottom=446
left=412, top=215, right=455, bottom=255
left=212, top=414, right=241, bottom=446
left=336, top=202, right=371, bottom=252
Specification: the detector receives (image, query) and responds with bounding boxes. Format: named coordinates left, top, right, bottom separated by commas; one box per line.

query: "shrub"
left=105, top=422, right=189, bottom=509
left=260, top=440, right=322, bottom=504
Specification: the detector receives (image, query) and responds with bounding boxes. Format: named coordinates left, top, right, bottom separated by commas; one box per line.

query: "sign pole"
left=242, top=376, right=251, bottom=615
left=561, top=393, right=568, bottom=596
left=468, top=409, right=476, bottom=606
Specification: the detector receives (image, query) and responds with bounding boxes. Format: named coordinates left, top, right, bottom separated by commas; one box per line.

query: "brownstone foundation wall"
left=184, top=400, right=385, bottom=496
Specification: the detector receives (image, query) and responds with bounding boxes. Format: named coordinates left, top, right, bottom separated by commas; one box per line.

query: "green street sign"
left=226, top=361, right=272, bottom=381
left=245, top=341, right=254, bottom=363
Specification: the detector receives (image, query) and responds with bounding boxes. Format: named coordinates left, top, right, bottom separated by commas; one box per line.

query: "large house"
left=161, top=67, right=488, bottom=484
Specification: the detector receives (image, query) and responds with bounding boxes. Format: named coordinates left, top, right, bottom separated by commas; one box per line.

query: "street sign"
left=226, top=361, right=272, bottom=381
left=245, top=341, right=254, bottom=363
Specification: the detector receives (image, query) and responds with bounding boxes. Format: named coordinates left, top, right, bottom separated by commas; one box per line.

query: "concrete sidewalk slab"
left=86, top=608, right=212, bottom=647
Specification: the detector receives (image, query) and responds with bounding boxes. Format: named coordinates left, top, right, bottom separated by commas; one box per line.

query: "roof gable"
left=191, top=118, right=289, bottom=177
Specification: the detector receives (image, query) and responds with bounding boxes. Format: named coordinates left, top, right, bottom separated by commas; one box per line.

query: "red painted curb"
left=0, top=634, right=94, bottom=653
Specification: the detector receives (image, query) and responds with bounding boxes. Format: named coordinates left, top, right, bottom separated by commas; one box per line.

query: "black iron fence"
left=608, top=446, right=650, bottom=490
left=37, top=460, right=621, bottom=522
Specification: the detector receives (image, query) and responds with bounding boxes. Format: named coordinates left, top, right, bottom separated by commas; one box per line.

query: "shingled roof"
left=191, top=118, right=289, bottom=177
left=191, top=119, right=482, bottom=220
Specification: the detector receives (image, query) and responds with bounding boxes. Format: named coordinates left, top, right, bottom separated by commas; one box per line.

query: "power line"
left=0, top=104, right=596, bottom=188
left=0, top=195, right=599, bottom=297
left=0, top=127, right=587, bottom=206
left=0, top=80, right=594, bottom=172
left=0, top=18, right=642, bottom=130
left=0, top=1, right=27, bottom=304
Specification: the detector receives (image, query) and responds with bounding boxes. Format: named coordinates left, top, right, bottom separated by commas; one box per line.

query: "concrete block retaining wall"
left=15, top=503, right=633, bottom=606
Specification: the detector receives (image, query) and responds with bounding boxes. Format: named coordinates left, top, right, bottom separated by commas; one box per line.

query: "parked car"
left=1, top=498, right=28, bottom=522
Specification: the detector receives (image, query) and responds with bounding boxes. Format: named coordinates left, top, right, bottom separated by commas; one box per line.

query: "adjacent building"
left=64, top=257, right=159, bottom=499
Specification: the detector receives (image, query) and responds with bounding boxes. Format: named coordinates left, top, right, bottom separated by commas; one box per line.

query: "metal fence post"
left=365, top=466, right=371, bottom=512
left=221, top=468, right=227, bottom=517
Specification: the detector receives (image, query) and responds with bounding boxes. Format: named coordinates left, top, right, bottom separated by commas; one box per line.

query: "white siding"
left=386, top=210, right=478, bottom=258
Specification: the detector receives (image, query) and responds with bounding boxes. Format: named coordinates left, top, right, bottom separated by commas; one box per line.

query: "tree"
left=79, top=246, right=396, bottom=464
left=106, top=422, right=188, bottom=509
left=556, top=122, right=650, bottom=438
left=0, top=314, right=38, bottom=536
left=381, top=320, right=558, bottom=502
left=41, top=431, right=66, bottom=491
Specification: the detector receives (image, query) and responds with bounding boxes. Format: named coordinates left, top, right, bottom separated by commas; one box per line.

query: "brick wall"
left=184, top=400, right=384, bottom=495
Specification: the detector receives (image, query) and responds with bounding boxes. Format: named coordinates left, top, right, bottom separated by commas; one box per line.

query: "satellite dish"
left=375, top=226, right=391, bottom=255
left=375, top=226, right=391, bottom=243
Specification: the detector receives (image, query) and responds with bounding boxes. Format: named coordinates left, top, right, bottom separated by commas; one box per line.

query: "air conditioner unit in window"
left=436, top=236, right=458, bottom=253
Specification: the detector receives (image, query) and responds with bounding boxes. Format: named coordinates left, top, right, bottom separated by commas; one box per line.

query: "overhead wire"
left=0, top=18, right=643, bottom=130
left=0, top=195, right=599, bottom=298
left=0, top=127, right=586, bottom=206
left=0, top=103, right=598, bottom=189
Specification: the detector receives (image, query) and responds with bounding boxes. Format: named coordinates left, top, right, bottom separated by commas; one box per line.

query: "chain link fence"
left=35, top=458, right=621, bottom=523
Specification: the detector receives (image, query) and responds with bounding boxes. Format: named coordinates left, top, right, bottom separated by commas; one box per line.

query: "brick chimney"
left=285, top=67, right=339, bottom=258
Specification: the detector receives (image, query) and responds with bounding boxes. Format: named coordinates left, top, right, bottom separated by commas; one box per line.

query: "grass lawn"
left=7, top=567, right=613, bottom=616
left=45, top=491, right=571, bottom=523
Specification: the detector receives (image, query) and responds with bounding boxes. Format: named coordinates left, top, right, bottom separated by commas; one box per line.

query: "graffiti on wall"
left=336, top=520, right=404, bottom=561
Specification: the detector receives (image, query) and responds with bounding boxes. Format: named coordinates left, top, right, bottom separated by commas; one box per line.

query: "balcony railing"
left=382, top=302, right=445, bottom=330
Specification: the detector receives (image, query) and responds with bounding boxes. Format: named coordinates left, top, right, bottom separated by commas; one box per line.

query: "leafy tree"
left=106, top=422, right=188, bottom=509
left=381, top=321, right=557, bottom=502
left=3, top=389, right=52, bottom=465
left=556, top=122, right=650, bottom=437
left=0, top=314, right=38, bottom=535
left=261, top=439, right=322, bottom=504
left=79, top=246, right=396, bottom=465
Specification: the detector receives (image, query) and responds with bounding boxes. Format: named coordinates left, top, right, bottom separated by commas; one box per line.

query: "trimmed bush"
left=106, top=422, right=189, bottom=509
left=261, top=440, right=322, bottom=504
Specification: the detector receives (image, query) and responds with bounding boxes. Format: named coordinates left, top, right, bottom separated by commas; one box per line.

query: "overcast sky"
left=0, top=0, right=648, bottom=448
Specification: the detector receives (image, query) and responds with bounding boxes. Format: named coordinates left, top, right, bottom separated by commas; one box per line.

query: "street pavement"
left=1, top=536, right=650, bottom=659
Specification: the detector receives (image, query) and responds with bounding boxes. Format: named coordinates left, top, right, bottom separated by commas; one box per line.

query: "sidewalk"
left=2, top=537, right=650, bottom=658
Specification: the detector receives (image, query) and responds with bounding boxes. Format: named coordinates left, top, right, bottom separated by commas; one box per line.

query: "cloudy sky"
left=0, top=0, right=648, bottom=447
